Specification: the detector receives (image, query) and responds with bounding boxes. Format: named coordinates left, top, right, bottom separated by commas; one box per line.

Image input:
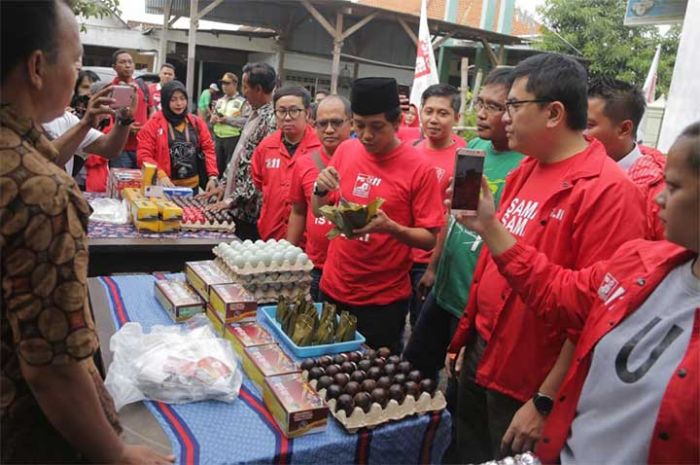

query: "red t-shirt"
left=252, top=127, right=321, bottom=241
left=320, top=139, right=445, bottom=305
left=111, top=77, right=149, bottom=151
left=149, top=83, right=161, bottom=112
left=397, top=125, right=422, bottom=144
left=411, top=135, right=467, bottom=264
left=474, top=151, right=585, bottom=341
left=289, top=148, right=334, bottom=268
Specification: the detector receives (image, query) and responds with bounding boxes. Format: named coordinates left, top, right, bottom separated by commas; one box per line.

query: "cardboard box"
left=185, top=260, right=233, bottom=301
left=263, top=373, right=329, bottom=438
left=132, top=199, right=159, bottom=221
left=205, top=305, right=226, bottom=336
left=153, top=199, right=183, bottom=221
left=107, top=168, right=142, bottom=199
left=209, top=283, right=257, bottom=324
left=154, top=280, right=204, bottom=322
left=243, top=344, right=299, bottom=392
left=225, top=322, right=274, bottom=358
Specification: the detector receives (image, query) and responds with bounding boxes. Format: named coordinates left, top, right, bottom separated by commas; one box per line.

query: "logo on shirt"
left=550, top=208, right=565, bottom=221
left=598, top=273, right=626, bottom=306
left=266, top=158, right=281, bottom=169
left=352, top=173, right=381, bottom=198
left=501, top=198, right=539, bottom=237
left=435, top=167, right=446, bottom=182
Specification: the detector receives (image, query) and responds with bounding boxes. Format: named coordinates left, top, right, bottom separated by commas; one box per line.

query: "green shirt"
left=198, top=89, right=212, bottom=114
left=433, top=138, right=524, bottom=317
left=213, top=94, right=245, bottom=138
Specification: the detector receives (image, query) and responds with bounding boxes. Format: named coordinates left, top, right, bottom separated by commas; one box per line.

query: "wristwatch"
left=533, top=392, right=554, bottom=415
left=312, top=181, right=328, bottom=197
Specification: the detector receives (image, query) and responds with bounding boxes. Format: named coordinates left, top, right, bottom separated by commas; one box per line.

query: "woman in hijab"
left=137, top=80, right=218, bottom=191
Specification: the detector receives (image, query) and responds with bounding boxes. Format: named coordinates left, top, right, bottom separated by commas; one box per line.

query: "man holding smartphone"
left=109, top=50, right=150, bottom=169
left=311, top=77, right=444, bottom=353
left=445, top=54, right=648, bottom=463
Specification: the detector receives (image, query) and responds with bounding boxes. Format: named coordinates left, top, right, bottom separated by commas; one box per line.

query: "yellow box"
left=122, top=187, right=143, bottom=203
left=263, top=373, right=328, bottom=438
left=133, top=218, right=160, bottom=232
left=154, top=280, right=204, bottom=322
left=205, top=305, right=226, bottom=336
left=158, top=219, right=181, bottom=232
left=209, top=283, right=257, bottom=324
left=242, top=344, right=299, bottom=392
left=153, top=199, right=183, bottom=221
left=225, top=322, right=275, bottom=359
left=142, top=162, right=157, bottom=190
left=185, top=260, right=233, bottom=301
left=132, top=199, right=159, bottom=221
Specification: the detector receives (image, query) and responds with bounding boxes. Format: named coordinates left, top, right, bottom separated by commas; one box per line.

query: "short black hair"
left=242, top=62, right=277, bottom=94
left=679, top=121, right=700, bottom=171
left=483, top=67, right=515, bottom=89
left=112, top=49, right=131, bottom=65
left=273, top=86, right=312, bottom=109
left=421, top=84, right=460, bottom=113
left=1, top=0, right=63, bottom=84
left=588, top=77, right=646, bottom=138
left=160, top=63, right=176, bottom=72
left=511, top=53, right=588, bottom=130
left=317, top=95, right=352, bottom=118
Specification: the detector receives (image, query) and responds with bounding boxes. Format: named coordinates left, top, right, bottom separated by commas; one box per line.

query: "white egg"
left=255, top=239, right=265, bottom=246
left=284, top=250, right=298, bottom=265
left=247, top=254, right=260, bottom=267
left=279, top=239, right=290, bottom=246
left=260, top=252, right=272, bottom=267
left=233, top=255, right=246, bottom=268
left=266, top=238, right=277, bottom=245
left=272, top=252, right=285, bottom=266
left=298, top=253, right=309, bottom=265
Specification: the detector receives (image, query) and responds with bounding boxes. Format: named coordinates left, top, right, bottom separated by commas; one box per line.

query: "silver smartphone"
left=451, top=148, right=486, bottom=216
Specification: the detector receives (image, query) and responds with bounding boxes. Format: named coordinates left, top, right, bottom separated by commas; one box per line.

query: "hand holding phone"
left=451, top=148, right=486, bottom=216
left=110, top=84, right=134, bottom=109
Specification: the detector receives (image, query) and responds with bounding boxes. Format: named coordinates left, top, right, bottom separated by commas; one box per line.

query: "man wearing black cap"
left=311, top=78, right=445, bottom=352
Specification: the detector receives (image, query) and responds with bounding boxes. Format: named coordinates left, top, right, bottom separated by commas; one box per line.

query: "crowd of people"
left=1, top=0, right=698, bottom=464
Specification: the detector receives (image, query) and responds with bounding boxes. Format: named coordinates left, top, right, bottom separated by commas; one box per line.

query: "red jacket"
left=252, top=127, right=321, bottom=241
left=448, top=139, right=648, bottom=402
left=492, top=239, right=699, bottom=464
left=635, top=145, right=666, bottom=240
left=136, top=111, right=217, bottom=179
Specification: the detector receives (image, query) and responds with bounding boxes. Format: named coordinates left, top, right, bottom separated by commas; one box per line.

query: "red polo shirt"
left=289, top=148, right=334, bottom=268
left=320, top=139, right=445, bottom=306
left=252, top=127, right=321, bottom=240
left=411, top=135, right=466, bottom=264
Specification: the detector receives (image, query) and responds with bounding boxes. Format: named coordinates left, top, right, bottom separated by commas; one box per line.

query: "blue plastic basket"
left=259, top=304, right=366, bottom=358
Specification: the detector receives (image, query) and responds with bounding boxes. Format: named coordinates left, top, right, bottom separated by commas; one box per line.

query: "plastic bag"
left=105, top=314, right=243, bottom=410
left=89, top=197, right=129, bottom=224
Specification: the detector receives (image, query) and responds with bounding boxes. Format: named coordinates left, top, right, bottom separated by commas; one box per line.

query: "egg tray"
left=214, top=259, right=312, bottom=286
left=249, top=282, right=311, bottom=304
left=212, top=252, right=314, bottom=277
left=182, top=220, right=236, bottom=233
left=306, top=376, right=446, bottom=433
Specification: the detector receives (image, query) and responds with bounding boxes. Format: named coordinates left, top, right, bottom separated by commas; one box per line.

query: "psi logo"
left=352, top=173, right=381, bottom=198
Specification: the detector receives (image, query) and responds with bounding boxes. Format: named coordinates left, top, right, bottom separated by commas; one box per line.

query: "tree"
left=536, top=0, right=680, bottom=96
left=70, top=0, right=121, bottom=31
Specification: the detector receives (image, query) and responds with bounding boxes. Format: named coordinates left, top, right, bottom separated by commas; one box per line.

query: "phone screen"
left=110, top=85, right=134, bottom=109
left=452, top=148, right=485, bottom=213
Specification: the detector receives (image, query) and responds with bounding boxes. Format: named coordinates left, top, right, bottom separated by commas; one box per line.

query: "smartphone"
left=452, top=148, right=486, bottom=215
left=110, top=84, right=134, bottom=109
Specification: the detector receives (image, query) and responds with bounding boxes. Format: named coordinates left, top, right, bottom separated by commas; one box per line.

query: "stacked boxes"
left=263, top=374, right=328, bottom=437
left=209, top=283, right=257, bottom=324
left=153, top=280, right=204, bottom=322
left=107, top=168, right=142, bottom=199
left=225, top=322, right=275, bottom=358
left=242, top=344, right=299, bottom=392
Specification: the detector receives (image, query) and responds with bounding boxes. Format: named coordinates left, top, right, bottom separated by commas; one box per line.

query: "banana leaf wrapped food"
left=319, top=302, right=338, bottom=332
left=312, top=317, right=336, bottom=345
left=335, top=311, right=357, bottom=342
left=291, top=313, right=316, bottom=346
left=276, top=295, right=290, bottom=324
left=319, top=198, right=384, bottom=239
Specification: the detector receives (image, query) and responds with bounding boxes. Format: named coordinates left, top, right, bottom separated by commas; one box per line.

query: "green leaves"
left=70, top=0, right=122, bottom=32
left=536, top=0, right=680, bottom=95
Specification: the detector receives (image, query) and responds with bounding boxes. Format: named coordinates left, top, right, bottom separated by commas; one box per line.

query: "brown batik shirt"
left=0, top=105, right=121, bottom=463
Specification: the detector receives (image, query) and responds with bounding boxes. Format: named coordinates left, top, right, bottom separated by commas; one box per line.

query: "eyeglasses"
left=504, top=98, right=554, bottom=116
left=474, top=99, right=506, bottom=114
left=275, top=108, right=305, bottom=119
left=314, top=118, right=347, bottom=129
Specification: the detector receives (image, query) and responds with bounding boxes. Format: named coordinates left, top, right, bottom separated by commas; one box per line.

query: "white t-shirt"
left=562, top=259, right=700, bottom=465
left=43, top=111, right=102, bottom=174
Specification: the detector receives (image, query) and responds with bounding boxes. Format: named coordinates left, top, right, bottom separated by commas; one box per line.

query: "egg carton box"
left=212, top=240, right=315, bottom=276
left=215, top=260, right=312, bottom=286
left=182, top=221, right=236, bottom=233
left=250, top=282, right=312, bottom=304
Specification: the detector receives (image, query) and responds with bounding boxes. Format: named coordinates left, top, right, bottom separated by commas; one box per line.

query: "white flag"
left=643, top=45, right=661, bottom=103
left=409, top=0, right=440, bottom=106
